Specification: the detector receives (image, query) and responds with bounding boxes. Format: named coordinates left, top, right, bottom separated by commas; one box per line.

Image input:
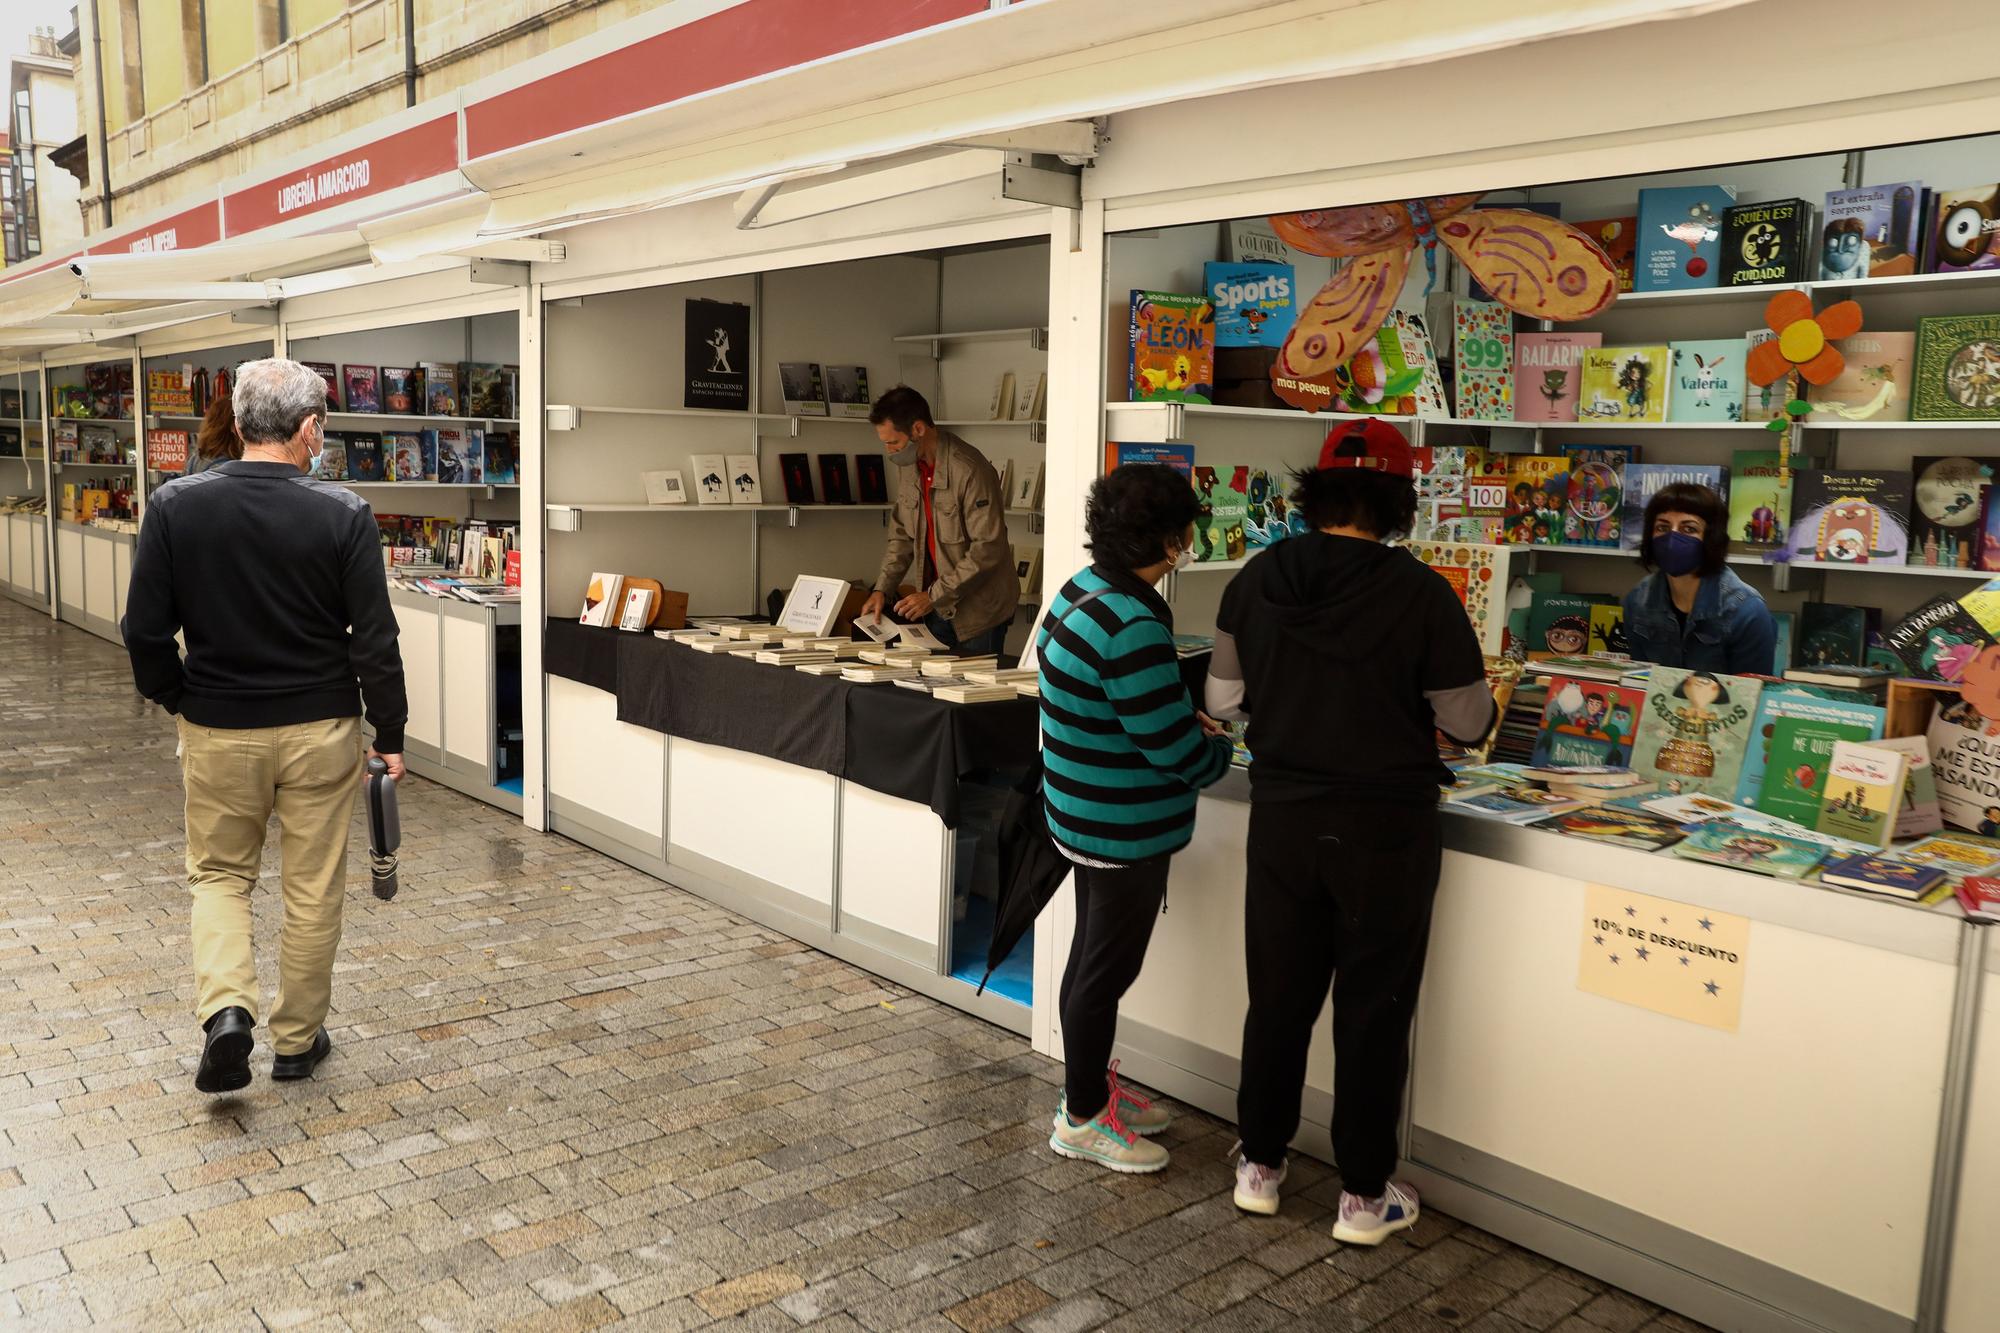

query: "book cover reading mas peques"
left=1630, top=665, right=1764, bottom=799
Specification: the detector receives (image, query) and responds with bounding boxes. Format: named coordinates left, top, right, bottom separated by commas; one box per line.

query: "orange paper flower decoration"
left=1746, top=291, right=1863, bottom=386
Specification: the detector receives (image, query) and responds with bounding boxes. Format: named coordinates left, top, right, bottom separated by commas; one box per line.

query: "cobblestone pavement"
left=0, top=598, right=1712, bottom=1331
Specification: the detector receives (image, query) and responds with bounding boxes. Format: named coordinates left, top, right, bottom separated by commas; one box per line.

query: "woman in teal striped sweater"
left=1039, top=464, right=1233, bottom=1175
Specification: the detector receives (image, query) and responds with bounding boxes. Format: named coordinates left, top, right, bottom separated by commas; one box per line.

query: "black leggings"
left=1058, top=857, right=1169, bottom=1121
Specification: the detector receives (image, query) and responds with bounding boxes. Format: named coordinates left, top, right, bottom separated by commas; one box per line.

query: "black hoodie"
left=1217, top=532, right=1487, bottom=803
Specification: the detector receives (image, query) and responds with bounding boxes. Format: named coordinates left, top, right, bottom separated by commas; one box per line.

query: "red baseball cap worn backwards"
left=1317, top=418, right=1415, bottom=478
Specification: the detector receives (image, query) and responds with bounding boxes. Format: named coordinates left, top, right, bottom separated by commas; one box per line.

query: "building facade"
left=4, top=31, right=77, bottom=266
left=68, top=0, right=674, bottom=236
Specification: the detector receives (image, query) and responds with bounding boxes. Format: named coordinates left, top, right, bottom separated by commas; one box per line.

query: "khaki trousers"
left=180, top=716, right=364, bottom=1055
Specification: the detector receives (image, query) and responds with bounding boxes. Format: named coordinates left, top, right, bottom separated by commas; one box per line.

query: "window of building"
left=5, top=90, right=40, bottom=263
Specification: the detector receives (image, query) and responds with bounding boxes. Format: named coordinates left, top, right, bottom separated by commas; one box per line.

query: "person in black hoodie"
left=1205, top=419, right=1494, bottom=1244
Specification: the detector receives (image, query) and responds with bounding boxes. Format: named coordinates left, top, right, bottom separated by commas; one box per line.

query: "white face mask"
left=1170, top=543, right=1195, bottom=573
left=303, top=422, right=324, bottom=478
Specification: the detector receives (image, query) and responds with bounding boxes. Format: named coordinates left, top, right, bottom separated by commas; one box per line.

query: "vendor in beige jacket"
left=862, top=386, right=1018, bottom=657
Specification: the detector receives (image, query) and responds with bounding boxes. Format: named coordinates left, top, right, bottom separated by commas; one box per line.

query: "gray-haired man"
left=123, top=358, right=408, bottom=1094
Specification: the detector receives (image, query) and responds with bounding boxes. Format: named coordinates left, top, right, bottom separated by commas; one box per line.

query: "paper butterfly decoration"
left=1266, top=194, right=1619, bottom=412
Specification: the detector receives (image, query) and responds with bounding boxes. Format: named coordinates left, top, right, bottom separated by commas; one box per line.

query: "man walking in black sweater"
left=123, top=358, right=407, bottom=1094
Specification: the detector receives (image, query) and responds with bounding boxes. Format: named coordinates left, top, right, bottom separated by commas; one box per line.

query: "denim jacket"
left=1621, top=566, right=1776, bottom=676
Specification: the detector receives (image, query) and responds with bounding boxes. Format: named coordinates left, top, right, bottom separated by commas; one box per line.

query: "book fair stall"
left=0, top=3, right=1998, bottom=1330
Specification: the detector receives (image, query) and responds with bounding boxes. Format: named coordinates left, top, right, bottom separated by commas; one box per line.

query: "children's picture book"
left=484, top=432, right=518, bottom=485
left=1530, top=675, right=1645, bottom=767
left=434, top=428, right=471, bottom=483
left=387, top=432, right=425, bottom=483
left=1820, top=181, right=1925, bottom=280
left=1930, top=699, right=2000, bottom=834
left=725, top=454, right=762, bottom=505
left=1910, top=455, right=1990, bottom=569
left=1726, top=449, right=1791, bottom=548
left=461, top=363, right=513, bottom=418
left=1722, top=198, right=1812, bottom=285
left=1883, top=595, right=1993, bottom=682
left=780, top=362, right=827, bottom=415
left=1589, top=604, right=1627, bottom=656
left=1742, top=329, right=1788, bottom=422
left=1107, top=441, right=1196, bottom=477
left=1452, top=301, right=1514, bottom=420
left=689, top=454, right=731, bottom=505
left=1620, top=463, right=1727, bottom=552
left=1504, top=455, right=1569, bottom=545
left=1797, top=602, right=1868, bottom=668
left=1751, top=707, right=1885, bottom=827
left=1926, top=184, right=2000, bottom=272
left=1128, top=290, right=1214, bottom=403
left=1787, top=469, right=1912, bottom=565
left=380, top=366, right=421, bottom=414
left=1630, top=665, right=1764, bottom=799
left=1901, top=831, right=2000, bottom=877
left=1808, top=331, right=1914, bottom=422
left=1578, top=345, right=1670, bottom=422
left=345, top=433, right=385, bottom=482
left=1636, top=186, right=1735, bottom=291
left=340, top=366, right=378, bottom=413
left=1735, top=688, right=1883, bottom=810
left=825, top=364, right=872, bottom=419
left=1243, top=468, right=1296, bottom=549
left=1445, top=788, right=1589, bottom=825
left=818, top=454, right=854, bottom=505
left=1913, top=314, right=2000, bottom=420
left=1571, top=216, right=1636, bottom=291
left=1531, top=806, right=1687, bottom=851
left=1559, top=444, right=1632, bottom=547
left=1193, top=466, right=1249, bottom=562
left=1513, top=332, right=1601, bottom=423
left=1816, top=741, right=1907, bottom=848
left=856, top=454, right=888, bottom=504
left=1402, top=541, right=1512, bottom=654
left=778, top=453, right=814, bottom=504
left=420, top=362, right=459, bottom=415
left=1335, top=313, right=1435, bottom=416
left=1818, top=853, right=1946, bottom=900
left=1667, top=338, right=1746, bottom=422
left=1205, top=262, right=1295, bottom=349
left=1772, top=610, right=1796, bottom=675
left=1670, top=819, right=1826, bottom=878
left=1872, top=734, right=1944, bottom=839
left=1525, top=592, right=1612, bottom=659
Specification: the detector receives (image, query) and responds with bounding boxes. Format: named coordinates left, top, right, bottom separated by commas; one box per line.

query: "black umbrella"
left=978, top=753, right=1072, bottom=995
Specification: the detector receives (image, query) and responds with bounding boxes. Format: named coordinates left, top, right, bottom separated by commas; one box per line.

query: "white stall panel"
left=1413, top=852, right=1951, bottom=1318
left=27, top=519, right=45, bottom=596
left=670, top=739, right=836, bottom=907
left=548, top=675, right=664, bottom=840
left=3, top=513, right=19, bottom=588
left=55, top=524, right=83, bottom=614
left=392, top=598, right=442, bottom=751
left=83, top=532, right=116, bottom=626
left=440, top=613, right=493, bottom=772
left=1945, top=945, right=2000, bottom=1333
left=836, top=780, right=949, bottom=960
left=112, top=538, right=131, bottom=626
left=1119, top=799, right=1334, bottom=1101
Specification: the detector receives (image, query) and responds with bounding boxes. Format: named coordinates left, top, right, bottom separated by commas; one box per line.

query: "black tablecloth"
left=545, top=620, right=1039, bottom=826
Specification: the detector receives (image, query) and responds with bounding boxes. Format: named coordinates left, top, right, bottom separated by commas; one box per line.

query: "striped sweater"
left=1037, top=566, right=1233, bottom=863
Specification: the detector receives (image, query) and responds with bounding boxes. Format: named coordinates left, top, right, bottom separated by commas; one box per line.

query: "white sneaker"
left=1232, top=1153, right=1287, bottom=1215
left=1332, top=1180, right=1419, bottom=1246
left=1048, top=1104, right=1169, bottom=1174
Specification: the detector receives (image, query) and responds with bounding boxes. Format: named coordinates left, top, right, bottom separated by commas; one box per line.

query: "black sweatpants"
left=1058, top=857, right=1169, bottom=1121
left=1236, top=797, right=1442, bottom=1198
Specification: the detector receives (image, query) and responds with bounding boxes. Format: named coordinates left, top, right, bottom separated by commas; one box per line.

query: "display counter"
left=1108, top=775, right=1986, bottom=1333
left=54, top=519, right=131, bottom=644
left=544, top=620, right=1040, bottom=1030
left=386, top=587, right=524, bottom=814
left=1, top=510, right=47, bottom=609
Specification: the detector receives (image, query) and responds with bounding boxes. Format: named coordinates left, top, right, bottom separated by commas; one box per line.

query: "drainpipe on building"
left=87, top=0, right=112, bottom=226
left=403, top=0, right=417, bottom=107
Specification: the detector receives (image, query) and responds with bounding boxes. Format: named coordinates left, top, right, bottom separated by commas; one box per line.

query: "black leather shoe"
left=271, top=1029, right=332, bottom=1081
left=194, top=1007, right=254, bottom=1094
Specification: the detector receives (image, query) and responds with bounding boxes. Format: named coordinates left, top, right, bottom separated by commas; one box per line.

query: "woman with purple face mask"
left=1620, top=482, right=1778, bottom=676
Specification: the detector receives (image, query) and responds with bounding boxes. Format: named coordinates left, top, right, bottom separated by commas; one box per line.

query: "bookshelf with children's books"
left=40, top=350, right=143, bottom=643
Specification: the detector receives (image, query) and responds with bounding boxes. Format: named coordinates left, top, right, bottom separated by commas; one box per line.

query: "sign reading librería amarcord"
left=1578, top=883, right=1749, bottom=1032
